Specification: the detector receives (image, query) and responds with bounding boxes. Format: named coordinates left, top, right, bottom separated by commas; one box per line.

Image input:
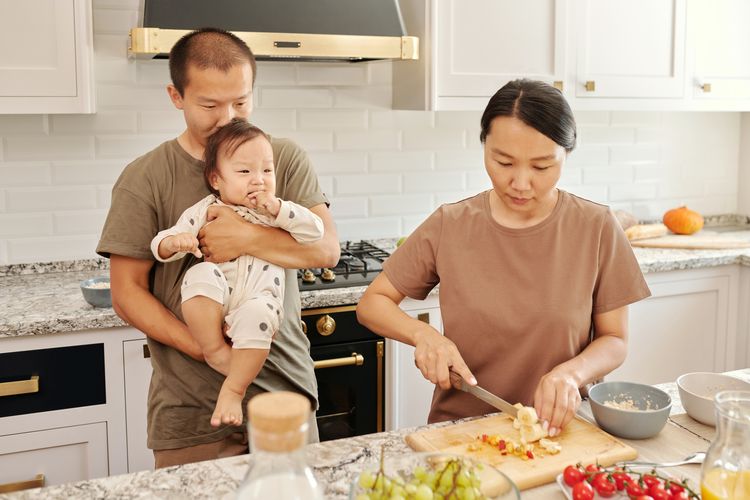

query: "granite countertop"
left=5, top=368, right=747, bottom=500
left=2, top=231, right=750, bottom=339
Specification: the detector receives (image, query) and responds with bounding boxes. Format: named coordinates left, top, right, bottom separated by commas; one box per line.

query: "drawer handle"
left=0, top=473, right=45, bottom=493
left=314, top=353, right=364, bottom=370
left=0, top=375, right=39, bottom=398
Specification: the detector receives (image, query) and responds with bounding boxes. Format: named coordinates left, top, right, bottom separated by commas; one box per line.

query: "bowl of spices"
left=80, top=276, right=112, bottom=308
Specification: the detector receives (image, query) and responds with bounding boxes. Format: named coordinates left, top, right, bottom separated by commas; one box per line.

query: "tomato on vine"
left=572, top=480, right=595, bottom=500
left=563, top=464, right=585, bottom=487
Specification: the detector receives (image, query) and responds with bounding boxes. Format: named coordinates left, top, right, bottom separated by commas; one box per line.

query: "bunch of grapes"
left=354, top=453, right=487, bottom=500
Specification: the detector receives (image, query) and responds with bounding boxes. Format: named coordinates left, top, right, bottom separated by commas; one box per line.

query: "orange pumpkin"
left=663, top=206, right=704, bottom=235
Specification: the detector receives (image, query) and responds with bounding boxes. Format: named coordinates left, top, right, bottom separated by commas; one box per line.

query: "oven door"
left=313, top=339, right=384, bottom=441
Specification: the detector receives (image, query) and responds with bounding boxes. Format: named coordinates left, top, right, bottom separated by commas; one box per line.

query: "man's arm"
left=198, top=203, right=340, bottom=268
left=110, top=254, right=203, bottom=360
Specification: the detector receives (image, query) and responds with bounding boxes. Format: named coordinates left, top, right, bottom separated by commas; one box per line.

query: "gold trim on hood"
left=128, top=28, right=418, bottom=61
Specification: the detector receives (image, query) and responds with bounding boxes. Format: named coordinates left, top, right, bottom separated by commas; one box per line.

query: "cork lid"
left=247, top=391, right=310, bottom=434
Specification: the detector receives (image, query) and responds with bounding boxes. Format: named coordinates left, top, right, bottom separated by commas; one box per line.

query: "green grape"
left=456, top=469, right=471, bottom=487
left=414, top=484, right=434, bottom=500
left=355, top=495, right=371, bottom=500
left=414, top=465, right=427, bottom=480
left=359, top=471, right=376, bottom=489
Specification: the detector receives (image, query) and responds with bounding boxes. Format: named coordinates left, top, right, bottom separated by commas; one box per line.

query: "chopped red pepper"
left=481, top=434, right=488, bottom=442
left=498, top=439, right=506, bottom=451
left=526, top=450, right=534, bottom=459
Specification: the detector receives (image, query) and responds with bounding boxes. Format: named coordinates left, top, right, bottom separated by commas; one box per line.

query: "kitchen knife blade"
left=449, top=371, right=518, bottom=418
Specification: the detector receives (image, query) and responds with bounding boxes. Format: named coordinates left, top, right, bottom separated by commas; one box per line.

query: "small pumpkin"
left=663, top=206, right=704, bottom=235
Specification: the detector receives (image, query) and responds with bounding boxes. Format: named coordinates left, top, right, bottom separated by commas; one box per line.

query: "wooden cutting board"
left=405, top=414, right=637, bottom=491
left=630, top=231, right=750, bottom=249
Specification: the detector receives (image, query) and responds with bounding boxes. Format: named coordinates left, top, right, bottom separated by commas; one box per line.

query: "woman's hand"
left=198, top=205, right=256, bottom=262
left=533, top=367, right=581, bottom=437
left=413, top=325, right=476, bottom=390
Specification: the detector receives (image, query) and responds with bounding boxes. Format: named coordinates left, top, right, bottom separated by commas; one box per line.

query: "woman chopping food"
left=356, top=79, right=651, bottom=438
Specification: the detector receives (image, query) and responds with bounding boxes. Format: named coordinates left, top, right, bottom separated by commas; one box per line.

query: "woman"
left=356, top=79, right=650, bottom=437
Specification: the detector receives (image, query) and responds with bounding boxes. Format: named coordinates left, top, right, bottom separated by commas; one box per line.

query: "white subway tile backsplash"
left=335, top=130, right=399, bottom=151
left=705, top=179, right=737, bottom=196
left=402, top=129, right=464, bottom=150
left=138, top=110, right=185, bottom=134
left=335, top=217, right=400, bottom=241
left=635, top=127, right=665, bottom=144
left=317, top=176, right=334, bottom=199
left=7, top=235, right=99, bottom=263
left=609, top=184, right=658, bottom=202
left=136, top=61, right=172, bottom=85
left=328, top=197, right=368, bottom=218
left=334, top=87, right=391, bottom=109
left=0, top=214, right=53, bottom=237
left=54, top=210, right=108, bottom=235
left=583, top=165, right=634, bottom=184
left=97, top=186, right=112, bottom=208
left=52, top=161, right=126, bottom=185
left=6, top=187, right=98, bottom=213
left=434, top=192, right=480, bottom=205
left=261, top=88, right=333, bottom=108
left=251, top=110, right=297, bottom=131
left=466, top=171, right=492, bottom=190
left=307, top=152, right=368, bottom=174
left=367, top=61, right=392, bottom=85
left=578, top=126, right=636, bottom=145
left=4, top=136, right=95, bottom=161
left=97, top=84, right=175, bottom=109
left=434, top=150, right=483, bottom=171
left=610, top=112, right=663, bottom=127
left=435, top=111, right=482, bottom=130
left=0, top=116, right=48, bottom=136
left=634, top=164, right=666, bottom=183
left=51, top=112, right=137, bottom=134
left=96, top=135, right=173, bottom=159
left=370, top=194, right=433, bottom=216
left=336, top=174, right=400, bottom=195
left=255, top=63, right=297, bottom=85
left=297, top=64, right=368, bottom=86
left=573, top=111, right=610, bottom=126
left=94, top=0, right=140, bottom=9
left=92, top=8, right=138, bottom=34
left=566, top=145, right=609, bottom=167
left=609, top=145, right=661, bottom=164
left=0, top=164, right=52, bottom=187
left=658, top=180, right=706, bottom=199
left=369, top=111, right=434, bottom=130
left=559, top=166, right=583, bottom=185
left=402, top=213, right=432, bottom=234
left=94, top=35, right=127, bottom=60
left=404, top=172, right=464, bottom=193
left=566, top=186, right=608, bottom=204
left=274, top=131, right=333, bottom=152
left=298, top=110, right=367, bottom=130
left=370, top=151, right=432, bottom=172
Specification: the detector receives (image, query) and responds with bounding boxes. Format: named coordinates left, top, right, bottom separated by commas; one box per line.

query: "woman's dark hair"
left=169, top=27, right=257, bottom=97
left=479, top=79, right=577, bottom=153
left=204, top=118, right=269, bottom=195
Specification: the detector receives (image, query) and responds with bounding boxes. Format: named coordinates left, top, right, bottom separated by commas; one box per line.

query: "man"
left=97, top=28, right=339, bottom=468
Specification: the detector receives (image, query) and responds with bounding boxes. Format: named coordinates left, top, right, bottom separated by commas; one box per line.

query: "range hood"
left=128, top=0, right=418, bottom=62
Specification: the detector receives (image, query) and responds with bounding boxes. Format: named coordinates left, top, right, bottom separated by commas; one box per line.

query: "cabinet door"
left=689, top=0, right=750, bottom=100
left=123, top=338, right=154, bottom=473
left=0, top=422, right=108, bottom=492
left=574, top=0, right=686, bottom=98
left=436, top=0, right=567, bottom=102
left=608, top=267, right=739, bottom=385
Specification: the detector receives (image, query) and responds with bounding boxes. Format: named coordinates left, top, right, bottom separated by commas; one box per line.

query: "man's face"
left=168, top=62, right=254, bottom=149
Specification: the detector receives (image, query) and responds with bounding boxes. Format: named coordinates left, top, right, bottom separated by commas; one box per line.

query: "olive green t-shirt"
left=97, top=137, right=326, bottom=450
left=383, top=190, right=651, bottom=424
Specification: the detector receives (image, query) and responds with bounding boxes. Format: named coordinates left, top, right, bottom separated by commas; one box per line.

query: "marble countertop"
left=5, top=369, right=747, bottom=500
left=2, top=234, right=750, bottom=339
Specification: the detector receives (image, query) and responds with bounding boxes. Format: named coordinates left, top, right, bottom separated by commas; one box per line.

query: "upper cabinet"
left=394, top=0, right=750, bottom=111
left=0, top=0, right=95, bottom=114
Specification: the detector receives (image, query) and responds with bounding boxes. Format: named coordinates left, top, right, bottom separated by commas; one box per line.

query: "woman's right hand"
left=413, top=325, right=476, bottom=390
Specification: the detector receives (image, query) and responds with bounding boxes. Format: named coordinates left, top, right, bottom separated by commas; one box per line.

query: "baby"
left=151, top=119, right=324, bottom=427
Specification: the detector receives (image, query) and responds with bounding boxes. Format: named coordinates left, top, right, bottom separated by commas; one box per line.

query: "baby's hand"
left=160, top=232, right=201, bottom=259
left=251, top=191, right=281, bottom=217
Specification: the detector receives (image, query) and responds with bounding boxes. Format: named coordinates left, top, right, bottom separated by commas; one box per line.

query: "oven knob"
left=321, top=268, right=335, bottom=282
left=302, top=269, right=316, bottom=283
left=316, top=315, right=336, bottom=336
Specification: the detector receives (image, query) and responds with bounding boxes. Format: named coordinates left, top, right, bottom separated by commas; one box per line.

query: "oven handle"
left=313, top=352, right=364, bottom=370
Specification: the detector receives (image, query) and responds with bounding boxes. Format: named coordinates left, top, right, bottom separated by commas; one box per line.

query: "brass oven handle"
left=0, top=375, right=39, bottom=398
left=314, top=352, right=364, bottom=370
left=0, top=473, right=45, bottom=493
left=316, top=315, right=336, bottom=336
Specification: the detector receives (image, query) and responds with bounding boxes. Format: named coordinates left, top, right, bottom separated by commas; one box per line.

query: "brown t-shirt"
left=383, top=190, right=651, bottom=423
left=97, top=137, right=327, bottom=449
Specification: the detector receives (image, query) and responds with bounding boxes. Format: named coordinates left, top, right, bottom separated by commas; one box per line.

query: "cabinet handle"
left=0, top=375, right=39, bottom=398
left=143, top=344, right=151, bottom=358
left=701, top=83, right=712, bottom=93
left=0, top=473, right=45, bottom=493
left=584, top=80, right=596, bottom=92
left=553, top=80, right=564, bottom=91
left=417, top=312, right=430, bottom=323
left=313, top=353, right=364, bottom=370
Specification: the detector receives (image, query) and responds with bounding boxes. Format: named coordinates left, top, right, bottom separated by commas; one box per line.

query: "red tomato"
left=633, top=496, right=655, bottom=500
left=647, top=483, right=670, bottom=500
left=572, top=480, right=595, bottom=500
left=585, top=464, right=601, bottom=475
left=669, top=492, right=688, bottom=500
left=593, top=475, right=616, bottom=498
left=612, top=472, right=633, bottom=491
left=642, top=474, right=661, bottom=488
left=667, top=483, right=685, bottom=494
left=626, top=482, right=647, bottom=498
left=563, top=465, right=585, bottom=487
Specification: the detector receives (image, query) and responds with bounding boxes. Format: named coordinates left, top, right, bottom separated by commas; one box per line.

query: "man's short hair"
left=169, top=27, right=257, bottom=96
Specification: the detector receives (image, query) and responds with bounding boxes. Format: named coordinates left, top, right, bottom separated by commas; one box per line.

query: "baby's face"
left=211, top=136, right=276, bottom=208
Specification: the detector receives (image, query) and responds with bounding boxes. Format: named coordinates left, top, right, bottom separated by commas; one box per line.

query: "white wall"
left=0, top=1, right=742, bottom=265
left=739, top=114, right=750, bottom=217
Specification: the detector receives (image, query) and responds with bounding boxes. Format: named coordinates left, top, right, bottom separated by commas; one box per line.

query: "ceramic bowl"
left=80, top=276, right=112, bottom=308
left=676, top=372, right=750, bottom=426
left=589, top=381, right=671, bottom=439
left=349, top=452, right=520, bottom=499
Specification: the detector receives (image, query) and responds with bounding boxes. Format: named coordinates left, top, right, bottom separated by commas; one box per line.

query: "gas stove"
left=297, top=241, right=391, bottom=291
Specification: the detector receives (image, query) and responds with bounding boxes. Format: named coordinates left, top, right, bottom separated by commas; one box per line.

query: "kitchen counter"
left=2, top=234, right=750, bottom=339
left=4, top=368, right=746, bottom=499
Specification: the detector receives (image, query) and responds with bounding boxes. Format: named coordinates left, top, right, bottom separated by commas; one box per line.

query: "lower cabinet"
left=123, top=338, right=153, bottom=473
left=0, top=423, right=108, bottom=493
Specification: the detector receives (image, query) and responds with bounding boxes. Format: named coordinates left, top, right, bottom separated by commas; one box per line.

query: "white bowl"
left=676, top=372, right=750, bottom=426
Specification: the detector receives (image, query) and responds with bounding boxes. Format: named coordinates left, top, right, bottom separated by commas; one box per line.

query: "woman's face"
left=483, top=115, right=566, bottom=218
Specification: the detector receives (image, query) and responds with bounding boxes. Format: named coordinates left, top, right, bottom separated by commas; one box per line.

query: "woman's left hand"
left=532, top=368, right=581, bottom=437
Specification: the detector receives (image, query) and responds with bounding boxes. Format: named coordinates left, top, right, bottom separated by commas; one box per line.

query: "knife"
left=449, top=370, right=518, bottom=418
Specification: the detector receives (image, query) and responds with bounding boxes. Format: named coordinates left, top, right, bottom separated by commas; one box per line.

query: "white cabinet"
left=0, top=423, right=108, bottom=492
left=0, top=0, right=95, bottom=114
left=386, top=296, right=441, bottom=431
left=738, top=266, right=750, bottom=369
left=123, top=337, right=153, bottom=473
left=608, top=266, right=740, bottom=385
left=572, top=0, right=686, bottom=99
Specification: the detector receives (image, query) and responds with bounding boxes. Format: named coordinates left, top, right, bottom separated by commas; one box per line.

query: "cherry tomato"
left=647, top=483, right=670, bottom=500
left=626, top=482, right=646, bottom=498
left=572, top=480, right=595, bottom=500
left=667, top=483, right=685, bottom=494
left=585, top=464, right=602, bottom=475
left=633, top=496, right=655, bottom=500
left=563, top=465, right=586, bottom=486
left=642, top=474, right=661, bottom=489
left=593, top=475, right=616, bottom=498
left=612, top=471, right=633, bottom=491
left=669, top=492, right=689, bottom=500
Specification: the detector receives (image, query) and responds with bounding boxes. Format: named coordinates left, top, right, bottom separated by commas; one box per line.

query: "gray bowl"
left=589, top=381, right=671, bottom=439
left=80, top=276, right=112, bottom=308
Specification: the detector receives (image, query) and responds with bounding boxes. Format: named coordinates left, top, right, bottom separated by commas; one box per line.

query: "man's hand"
left=158, top=232, right=201, bottom=260
left=249, top=190, right=281, bottom=217
left=198, top=205, right=257, bottom=263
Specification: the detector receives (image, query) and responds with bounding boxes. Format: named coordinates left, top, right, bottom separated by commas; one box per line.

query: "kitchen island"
left=4, top=369, right=747, bottom=499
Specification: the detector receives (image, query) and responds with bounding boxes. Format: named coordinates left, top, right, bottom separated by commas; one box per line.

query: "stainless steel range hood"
left=128, top=0, right=418, bottom=62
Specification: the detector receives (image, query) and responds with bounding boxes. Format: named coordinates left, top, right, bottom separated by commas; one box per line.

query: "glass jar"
left=236, top=391, right=324, bottom=500
left=700, top=390, right=750, bottom=500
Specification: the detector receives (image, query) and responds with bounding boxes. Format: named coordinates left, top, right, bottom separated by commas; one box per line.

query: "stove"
left=297, top=241, right=390, bottom=291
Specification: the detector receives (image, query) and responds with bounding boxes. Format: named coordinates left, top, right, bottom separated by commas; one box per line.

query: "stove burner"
left=298, top=241, right=391, bottom=291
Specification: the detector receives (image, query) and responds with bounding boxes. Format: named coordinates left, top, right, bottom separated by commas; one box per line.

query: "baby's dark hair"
left=203, top=118, right=270, bottom=195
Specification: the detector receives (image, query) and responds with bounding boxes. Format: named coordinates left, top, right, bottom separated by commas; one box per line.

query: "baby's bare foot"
left=210, top=385, right=243, bottom=427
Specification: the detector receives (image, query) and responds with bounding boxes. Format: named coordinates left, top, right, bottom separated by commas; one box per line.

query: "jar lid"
left=247, top=391, right=310, bottom=434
